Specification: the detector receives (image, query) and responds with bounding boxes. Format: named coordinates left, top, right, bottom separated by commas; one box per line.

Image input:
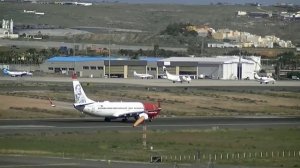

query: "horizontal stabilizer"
left=73, top=102, right=94, bottom=107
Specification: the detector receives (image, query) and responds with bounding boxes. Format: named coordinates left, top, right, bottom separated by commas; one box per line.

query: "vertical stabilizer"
left=73, top=79, right=95, bottom=106
left=3, top=68, right=9, bottom=75
left=254, top=72, right=260, bottom=79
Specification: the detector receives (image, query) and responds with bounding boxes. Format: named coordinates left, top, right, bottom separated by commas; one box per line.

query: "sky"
left=97, top=0, right=300, bottom=5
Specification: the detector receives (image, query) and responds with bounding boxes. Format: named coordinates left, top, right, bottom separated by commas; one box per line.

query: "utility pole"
left=143, top=122, right=147, bottom=149
left=201, top=36, right=205, bottom=56
left=238, top=29, right=243, bottom=80
left=108, top=27, right=112, bottom=78
left=73, top=35, right=76, bottom=56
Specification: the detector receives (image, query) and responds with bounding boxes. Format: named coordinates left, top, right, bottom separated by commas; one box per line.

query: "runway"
left=1, top=76, right=300, bottom=87
left=0, top=155, right=193, bottom=168
left=0, top=117, right=299, bottom=134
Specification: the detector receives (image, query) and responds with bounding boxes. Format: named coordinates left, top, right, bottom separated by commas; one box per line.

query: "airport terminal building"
left=41, top=56, right=260, bottom=80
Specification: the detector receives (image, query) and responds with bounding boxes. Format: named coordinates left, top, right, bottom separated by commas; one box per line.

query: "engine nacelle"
left=139, top=112, right=149, bottom=120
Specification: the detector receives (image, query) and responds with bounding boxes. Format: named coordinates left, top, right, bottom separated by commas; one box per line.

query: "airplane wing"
left=112, top=110, right=145, bottom=118
left=179, top=76, right=185, bottom=81
left=179, top=76, right=191, bottom=83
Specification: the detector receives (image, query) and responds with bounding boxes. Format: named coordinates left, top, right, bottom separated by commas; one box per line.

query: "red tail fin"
left=72, top=72, right=77, bottom=80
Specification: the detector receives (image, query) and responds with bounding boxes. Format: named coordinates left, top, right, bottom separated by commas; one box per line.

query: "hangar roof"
left=46, top=56, right=162, bottom=62
left=139, top=57, right=162, bottom=62
left=46, top=56, right=128, bottom=62
left=47, top=56, right=106, bottom=62
left=161, top=56, right=254, bottom=64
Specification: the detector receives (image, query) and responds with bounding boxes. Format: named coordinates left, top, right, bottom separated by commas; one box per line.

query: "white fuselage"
left=165, top=71, right=191, bottom=83
left=5, top=70, right=32, bottom=77
left=77, top=101, right=145, bottom=117
left=134, top=71, right=153, bottom=79
left=257, top=77, right=276, bottom=84
left=254, top=73, right=275, bottom=84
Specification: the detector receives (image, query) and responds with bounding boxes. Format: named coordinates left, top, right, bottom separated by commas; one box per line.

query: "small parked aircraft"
left=254, top=72, right=275, bottom=84
left=2, top=68, right=32, bottom=77
left=133, top=71, right=153, bottom=79
left=72, top=74, right=161, bottom=127
left=165, top=70, right=191, bottom=83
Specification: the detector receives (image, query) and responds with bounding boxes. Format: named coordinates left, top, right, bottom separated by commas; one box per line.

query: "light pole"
left=73, top=35, right=75, bottom=56
left=108, top=28, right=111, bottom=78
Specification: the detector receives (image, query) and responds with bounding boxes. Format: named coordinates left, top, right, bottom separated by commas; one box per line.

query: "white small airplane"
left=133, top=71, right=153, bottom=79
left=165, top=70, right=191, bottom=83
left=72, top=74, right=161, bottom=127
left=254, top=72, right=276, bottom=84
left=2, top=68, right=32, bottom=77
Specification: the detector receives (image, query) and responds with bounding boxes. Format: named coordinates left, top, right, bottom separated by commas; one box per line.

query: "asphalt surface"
left=0, top=39, right=186, bottom=51
left=0, top=155, right=200, bottom=168
left=3, top=117, right=288, bottom=168
left=0, top=77, right=299, bottom=168
left=0, top=117, right=299, bottom=134
left=1, top=76, right=300, bottom=87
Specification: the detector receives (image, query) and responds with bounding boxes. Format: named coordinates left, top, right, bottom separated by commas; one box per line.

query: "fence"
left=158, top=150, right=300, bottom=162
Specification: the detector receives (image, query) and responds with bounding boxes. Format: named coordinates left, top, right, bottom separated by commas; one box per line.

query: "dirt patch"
left=0, top=95, right=76, bottom=119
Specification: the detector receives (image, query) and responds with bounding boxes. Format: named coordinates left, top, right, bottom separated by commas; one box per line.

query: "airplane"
left=254, top=72, right=276, bottom=84
left=72, top=74, right=161, bottom=127
left=133, top=71, right=153, bottom=79
left=2, top=68, right=32, bottom=77
left=165, top=70, right=191, bottom=83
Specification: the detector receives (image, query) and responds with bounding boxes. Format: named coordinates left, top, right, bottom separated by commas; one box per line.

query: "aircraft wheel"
left=104, top=117, right=111, bottom=122
left=134, top=116, right=139, bottom=120
left=122, top=118, right=128, bottom=122
left=79, top=112, right=85, bottom=118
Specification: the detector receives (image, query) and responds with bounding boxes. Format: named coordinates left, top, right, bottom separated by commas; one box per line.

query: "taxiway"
left=0, top=117, right=299, bottom=134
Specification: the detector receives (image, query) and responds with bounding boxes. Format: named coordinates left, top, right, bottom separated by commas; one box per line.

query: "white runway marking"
left=0, top=163, right=78, bottom=168
left=0, top=125, right=55, bottom=129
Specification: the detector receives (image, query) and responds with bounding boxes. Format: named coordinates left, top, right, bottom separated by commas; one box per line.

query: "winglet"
left=157, top=100, right=161, bottom=109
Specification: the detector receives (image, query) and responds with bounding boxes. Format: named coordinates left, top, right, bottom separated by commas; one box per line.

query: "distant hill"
left=0, top=3, right=299, bottom=46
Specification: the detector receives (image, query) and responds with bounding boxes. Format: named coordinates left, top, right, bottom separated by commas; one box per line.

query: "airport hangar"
left=40, top=56, right=258, bottom=80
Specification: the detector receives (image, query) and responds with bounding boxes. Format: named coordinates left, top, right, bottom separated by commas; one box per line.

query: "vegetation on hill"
left=1, top=3, right=299, bottom=45
left=0, top=3, right=299, bottom=59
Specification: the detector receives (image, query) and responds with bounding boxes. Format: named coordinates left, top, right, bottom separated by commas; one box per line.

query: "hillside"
left=0, top=3, right=299, bottom=46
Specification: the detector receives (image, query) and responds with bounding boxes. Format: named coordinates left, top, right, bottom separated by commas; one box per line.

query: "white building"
left=237, top=11, right=247, bottom=16
left=0, top=19, right=19, bottom=39
left=207, top=42, right=241, bottom=48
left=161, top=56, right=258, bottom=80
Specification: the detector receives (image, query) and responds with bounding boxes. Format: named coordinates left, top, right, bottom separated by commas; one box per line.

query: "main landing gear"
left=104, top=117, right=111, bottom=122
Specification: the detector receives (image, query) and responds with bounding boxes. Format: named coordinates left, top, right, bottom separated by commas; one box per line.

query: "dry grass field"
left=0, top=94, right=76, bottom=119
left=0, top=81, right=299, bottom=167
left=0, top=80, right=299, bottom=119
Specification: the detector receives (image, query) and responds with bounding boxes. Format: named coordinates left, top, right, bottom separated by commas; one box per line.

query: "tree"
left=50, top=48, right=58, bottom=56
left=277, top=52, right=297, bottom=69
left=153, top=44, right=159, bottom=56
left=138, top=48, right=144, bottom=56
left=69, top=48, right=74, bottom=56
